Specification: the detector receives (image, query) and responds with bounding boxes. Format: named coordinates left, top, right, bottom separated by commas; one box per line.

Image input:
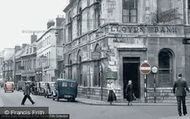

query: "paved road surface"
left=0, top=88, right=190, bottom=119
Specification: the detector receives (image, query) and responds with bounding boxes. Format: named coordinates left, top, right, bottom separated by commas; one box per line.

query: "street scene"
left=1, top=0, right=190, bottom=119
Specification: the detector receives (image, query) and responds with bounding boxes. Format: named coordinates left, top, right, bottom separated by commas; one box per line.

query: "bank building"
left=63, top=0, right=190, bottom=102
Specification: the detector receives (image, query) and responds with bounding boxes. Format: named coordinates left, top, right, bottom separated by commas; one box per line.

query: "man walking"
left=173, top=73, right=189, bottom=116
left=21, top=82, right=35, bottom=105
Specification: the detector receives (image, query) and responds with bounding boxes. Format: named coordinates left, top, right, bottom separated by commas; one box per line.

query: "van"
left=4, top=81, right=15, bottom=93
left=53, top=79, right=78, bottom=102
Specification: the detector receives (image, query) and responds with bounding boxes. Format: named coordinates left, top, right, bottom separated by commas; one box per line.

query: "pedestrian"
left=21, top=82, right=35, bottom=105
left=125, top=80, right=135, bottom=106
left=173, top=73, right=189, bottom=116
left=107, top=80, right=117, bottom=105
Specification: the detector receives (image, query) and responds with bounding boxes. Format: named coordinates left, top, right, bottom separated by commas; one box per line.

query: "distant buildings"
left=2, top=16, right=65, bottom=84
left=2, top=48, right=15, bottom=81
left=36, top=17, right=65, bottom=82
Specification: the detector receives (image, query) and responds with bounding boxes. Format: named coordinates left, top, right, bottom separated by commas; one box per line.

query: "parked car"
left=44, top=82, right=55, bottom=98
left=16, top=81, right=25, bottom=91
left=4, top=81, right=15, bottom=93
left=53, top=79, right=78, bottom=102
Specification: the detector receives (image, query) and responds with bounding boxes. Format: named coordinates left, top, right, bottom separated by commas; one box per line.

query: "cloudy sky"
left=0, top=0, right=69, bottom=51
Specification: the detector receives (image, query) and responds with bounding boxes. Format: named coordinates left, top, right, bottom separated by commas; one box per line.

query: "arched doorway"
left=158, top=48, right=174, bottom=87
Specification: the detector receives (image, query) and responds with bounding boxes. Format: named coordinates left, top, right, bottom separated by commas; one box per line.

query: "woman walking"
left=125, top=80, right=135, bottom=106
left=107, top=81, right=117, bottom=105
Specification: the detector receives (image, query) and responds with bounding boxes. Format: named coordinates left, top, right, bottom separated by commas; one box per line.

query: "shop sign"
left=106, top=24, right=183, bottom=35
left=105, top=68, right=117, bottom=80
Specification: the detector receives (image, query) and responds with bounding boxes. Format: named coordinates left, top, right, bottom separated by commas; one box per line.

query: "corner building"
left=63, top=0, right=190, bottom=102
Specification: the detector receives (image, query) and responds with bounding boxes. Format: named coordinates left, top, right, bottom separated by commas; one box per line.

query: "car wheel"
left=53, top=98, right=55, bottom=100
left=72, top=98, right=75, bottom=102
left=56, top=96, right=59, bottom=101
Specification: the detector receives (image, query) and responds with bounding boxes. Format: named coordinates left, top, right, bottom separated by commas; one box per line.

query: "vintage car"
left=52, top=79, right=78, bottom=102
left=4, top=81, right=15, bottom=93
left=44, top=82, right=55, bottom=98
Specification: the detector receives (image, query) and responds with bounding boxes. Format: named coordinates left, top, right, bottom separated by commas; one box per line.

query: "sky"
left=0, top=0, right=69, bottom=51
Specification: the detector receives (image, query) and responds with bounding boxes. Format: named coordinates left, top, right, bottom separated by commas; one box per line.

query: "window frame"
left=122, top=0, right=138, bottom=23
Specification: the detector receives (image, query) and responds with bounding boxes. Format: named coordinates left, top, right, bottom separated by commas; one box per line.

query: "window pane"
left=130, top=10, right=136, bottom=15
left=123, top=16, right=129, bottom=23
left=123, top=9, right=129, bottom=15
left=62, top=82, right=67, bottom=87
left=131, top=16, right=137, bottom=23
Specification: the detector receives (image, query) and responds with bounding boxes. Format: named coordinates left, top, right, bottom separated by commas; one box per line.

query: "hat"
left=178, top=73, right=182, bottom=78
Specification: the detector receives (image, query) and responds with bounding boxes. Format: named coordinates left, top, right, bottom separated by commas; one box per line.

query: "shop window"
left=158, top=49, right=174, bottom=87
left=123, top=0, right=137, bottom=23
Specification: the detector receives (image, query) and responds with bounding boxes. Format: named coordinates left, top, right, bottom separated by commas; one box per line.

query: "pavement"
left=76, top=97, right=179, bottom=106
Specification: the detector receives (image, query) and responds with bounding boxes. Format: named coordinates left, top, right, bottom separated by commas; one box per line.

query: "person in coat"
left=173, top=73, right=189, bottom=116
left=21, top=82, right=35, bottom=105
left=107, top=80, right=117, bottom=105
left=125, top=80, right=135, bottom=106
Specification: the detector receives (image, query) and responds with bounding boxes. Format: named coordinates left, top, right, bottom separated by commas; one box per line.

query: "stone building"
left=63, top=0, right=190, bottom=102
left=36, top=17, right=65, bottom=82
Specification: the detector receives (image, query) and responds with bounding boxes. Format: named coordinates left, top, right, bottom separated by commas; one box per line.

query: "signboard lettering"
left=109, top=25, right=178, bottom=34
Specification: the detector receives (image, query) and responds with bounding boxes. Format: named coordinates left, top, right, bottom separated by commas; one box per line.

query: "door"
left=123, top=57, right=140, bottom=98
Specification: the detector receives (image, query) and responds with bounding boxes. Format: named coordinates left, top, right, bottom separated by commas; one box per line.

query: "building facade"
left=2, top=48, right=15, bottom=81
left=63, top=0, right=190, bottom=101
left=36, top=17, right=65, bottom=82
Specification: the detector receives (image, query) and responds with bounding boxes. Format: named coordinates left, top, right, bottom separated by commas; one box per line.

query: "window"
left=93, top=44, right=101, bottom=87
left=77, top=8, right=82, bottom=36
left=188, top=0, right=190, bottom=24
left=158, top=0, right=172, bottom=12
left=123, top=0, right=137, bottom=23
left=77, top=50, right=82, bottom=86
left=68, top=11, right=72, bottom=42
left=62, top=82, right=67, bottom=87
left=68, top=54, right=72, bottom=79
left=94, top=3, right=101, bottom=29
left=158, top=49, right=174, bottom=87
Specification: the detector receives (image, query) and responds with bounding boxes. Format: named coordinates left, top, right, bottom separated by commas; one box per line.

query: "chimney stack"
left=31, top=33, right=37, bottom=44
left=47, top=20, right=55, bottom=29
left=22, top=44, right=27, bottom=49
left=15, top=46, right=21, bottom=53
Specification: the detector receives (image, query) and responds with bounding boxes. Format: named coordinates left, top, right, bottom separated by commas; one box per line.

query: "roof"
left=63, top=0, right=76, bottom=12
left=36, top=27, right=63, bottom=42
left=57, top=78, right=77, bottom=83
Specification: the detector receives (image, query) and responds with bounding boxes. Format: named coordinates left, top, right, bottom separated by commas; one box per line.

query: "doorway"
left=123, top=57, right=140, bottom=99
